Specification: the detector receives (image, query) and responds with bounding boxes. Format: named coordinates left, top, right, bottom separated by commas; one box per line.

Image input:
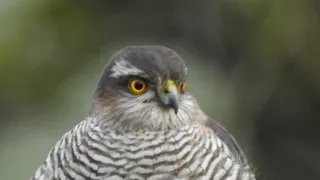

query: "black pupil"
left=134, top=81, right=143, bottom=90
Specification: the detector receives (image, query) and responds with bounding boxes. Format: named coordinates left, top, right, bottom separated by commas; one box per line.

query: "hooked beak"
left=158, top=79, right=179, bottom=114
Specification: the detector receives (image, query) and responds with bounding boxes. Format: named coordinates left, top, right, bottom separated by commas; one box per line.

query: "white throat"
left=92, top=93, right=206, bottom=131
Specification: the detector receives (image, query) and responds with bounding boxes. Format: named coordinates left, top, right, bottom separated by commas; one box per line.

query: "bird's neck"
left=90, top=92, right=206, bottom=131
left=90, top=105, right=206, bottom=132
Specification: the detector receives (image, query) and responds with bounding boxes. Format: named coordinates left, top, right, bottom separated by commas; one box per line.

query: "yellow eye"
left=128, top=79, right=147, bottom=94
left=180, top=82, right=187, bottom=91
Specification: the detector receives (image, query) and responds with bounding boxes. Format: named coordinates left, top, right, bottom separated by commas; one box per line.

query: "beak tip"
left=172, top=103, right=179, bottom=115
left=174, top=108, right=178, bottom=115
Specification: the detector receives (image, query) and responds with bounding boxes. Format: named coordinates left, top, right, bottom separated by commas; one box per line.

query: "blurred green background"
left=0, top=0, right=320, bottom=179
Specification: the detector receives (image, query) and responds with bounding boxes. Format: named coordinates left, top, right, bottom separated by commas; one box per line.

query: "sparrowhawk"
left=30, top=45, right=256, bottom=180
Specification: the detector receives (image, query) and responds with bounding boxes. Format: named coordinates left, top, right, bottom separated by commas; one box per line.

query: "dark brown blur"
left=0, top=1, right=319, bottom=180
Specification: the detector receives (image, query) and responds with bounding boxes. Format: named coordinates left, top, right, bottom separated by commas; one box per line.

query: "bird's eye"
left=179, top=82, right=187, bottom=91
left=128, top=79, right=147, bottom=94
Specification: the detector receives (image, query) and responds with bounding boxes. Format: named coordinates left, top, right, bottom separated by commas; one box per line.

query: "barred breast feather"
left=31, top=116, right=255, bottom=180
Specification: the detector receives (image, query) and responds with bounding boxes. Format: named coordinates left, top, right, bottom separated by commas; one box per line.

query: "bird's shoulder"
left=201, top=116, right=249, bottom=165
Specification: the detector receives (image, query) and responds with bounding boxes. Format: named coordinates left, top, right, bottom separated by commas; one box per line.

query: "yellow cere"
left=161, top=79, right=187, bottom=93
left=161, top=79, right=186, bottom=93
left=128, top=79, right=147, bottom=94
left=164, top=79, right=176, bottom=89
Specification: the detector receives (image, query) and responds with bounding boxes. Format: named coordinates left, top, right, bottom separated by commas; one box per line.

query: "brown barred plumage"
left=31, top=117, right=255, bottom=180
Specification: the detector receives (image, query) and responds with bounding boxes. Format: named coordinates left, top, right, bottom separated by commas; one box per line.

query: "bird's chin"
left=91, top=95, right=200, bottom=131
left=157, top=104, right=178, bottom=115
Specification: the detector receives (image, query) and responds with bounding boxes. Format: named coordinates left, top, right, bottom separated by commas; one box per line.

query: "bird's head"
left=91, top=45, right=204, bottom=131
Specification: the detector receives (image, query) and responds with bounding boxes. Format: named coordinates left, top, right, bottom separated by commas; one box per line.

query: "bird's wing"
left=204, top=116, right=248, bottom=165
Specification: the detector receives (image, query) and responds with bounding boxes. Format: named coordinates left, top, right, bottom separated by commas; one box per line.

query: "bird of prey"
left=30, top=45, right=256, bottom=180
